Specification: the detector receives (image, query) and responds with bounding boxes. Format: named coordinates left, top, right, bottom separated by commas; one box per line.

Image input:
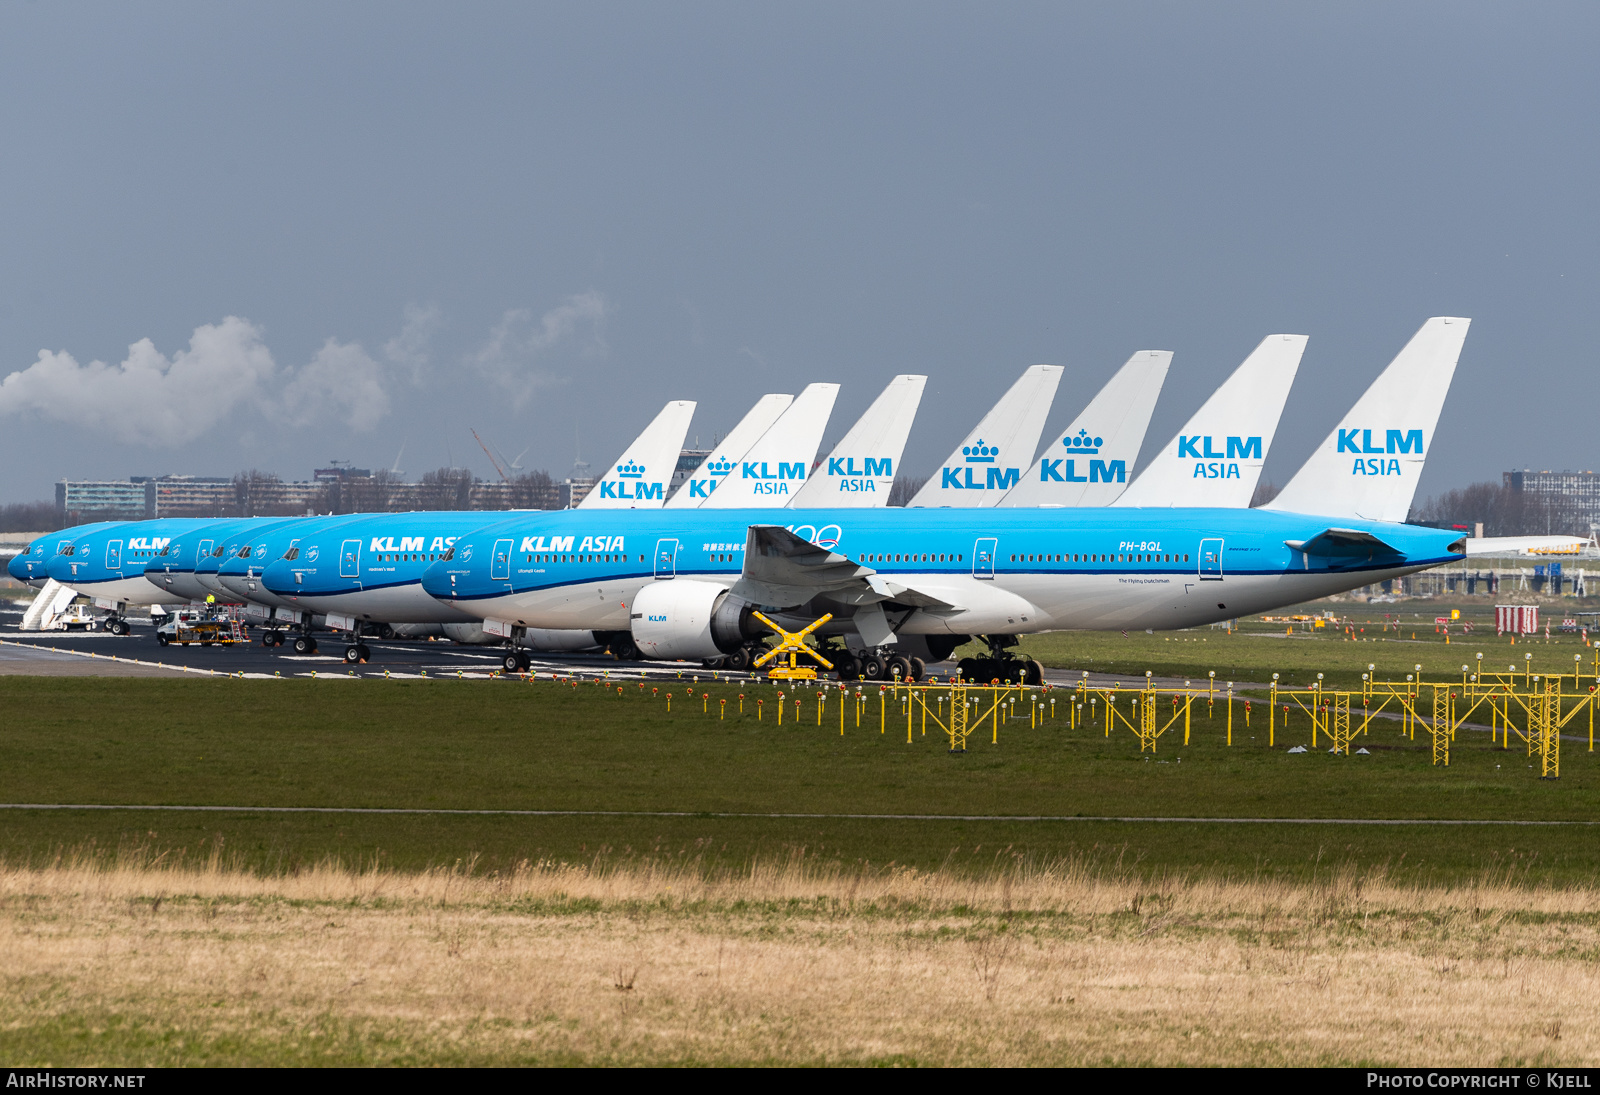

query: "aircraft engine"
left=630, top=580, right=755, bottom=660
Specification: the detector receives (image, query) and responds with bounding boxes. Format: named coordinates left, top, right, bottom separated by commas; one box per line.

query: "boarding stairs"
left=20, top=579, right=79, bottom=631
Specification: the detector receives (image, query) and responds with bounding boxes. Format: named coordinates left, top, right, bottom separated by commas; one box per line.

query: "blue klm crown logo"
left=1064, top=428, right=1102, bottom=454
left=618, top=460, right=646, bottom=479
left=706, top=456, right=735, bottom=476
left=962, top=440, right=999, bottom=464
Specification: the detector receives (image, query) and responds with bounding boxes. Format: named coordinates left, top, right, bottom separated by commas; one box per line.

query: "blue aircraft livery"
left=1176, top=435, right=1261, bottom=479
left=940, top=440, right=1021, bottom=491
left=1339, top=428, right=1424, bottom=476
left=1036, top=433, right=1126, bottom=484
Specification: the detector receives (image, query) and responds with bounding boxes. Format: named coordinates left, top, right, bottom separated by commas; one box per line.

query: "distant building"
left=564, top=459, right=595, bottom=509
left=1504, top=469, right=1600, bottom=531
left=671, top=449, right=711, bottom=500
left=137, top=476, right=235, bottom=517
left=56, top=479, right=152, bottom=521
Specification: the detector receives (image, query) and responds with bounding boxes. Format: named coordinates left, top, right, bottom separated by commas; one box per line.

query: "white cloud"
left=469, top=291, right=608, bottom=406
left=280, top=338, right=391, bottom=433
left=383, top=302, right=442, bottom=382
left=0, top=316, right=276, bottom=446
left=0, top=315, right=396, bottom=447
left=0, top=294, right=607, bottom=447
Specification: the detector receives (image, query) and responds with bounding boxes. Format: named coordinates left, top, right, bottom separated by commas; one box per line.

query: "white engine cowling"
left=631, top=580, right=751, bottom=660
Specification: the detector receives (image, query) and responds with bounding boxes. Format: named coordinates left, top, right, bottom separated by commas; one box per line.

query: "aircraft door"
left=654, top=538, right=679, bottom=579
left=973, top=537, right=998, bottom=580
left=1199, top=538, right=1224, bottom=580
left=491, top=539, right=513, bottom=581
left=340, top=539, right=362, bottom=579
left=197, top=540, right=213, bottom=565
left=105, top=540, right=122, bottom=571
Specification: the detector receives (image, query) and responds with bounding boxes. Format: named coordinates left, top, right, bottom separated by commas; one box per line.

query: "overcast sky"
left=0, top=2, right=1594, bottom=504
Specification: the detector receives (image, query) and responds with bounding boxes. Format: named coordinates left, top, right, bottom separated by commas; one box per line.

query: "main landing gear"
left=501, top=649, right=531, bottom=673
left=956, top=635, right=1043, bottom=686
left=834, top=650, right=925, bottom=683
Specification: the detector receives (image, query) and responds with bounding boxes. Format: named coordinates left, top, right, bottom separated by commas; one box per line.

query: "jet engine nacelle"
left=630, top=579, right=754, bottom=660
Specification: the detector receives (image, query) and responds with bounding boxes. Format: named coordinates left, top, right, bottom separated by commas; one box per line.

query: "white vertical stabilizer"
left=666, top=394, right=794, bottom=508
left=789, top=375, right=927, bottom=508
left=699, top=383, right=840, bottom=508
left=908, top=364, right=1064, bottom=508
left=1263, top=318, right=1470, bottom=523
left=1000, top=351, right=1172, bottom=507
left=579, top=400, right=697, bottom=509
left=20, top=579, right=77, bottom=631
left=1113, top=334, right=1307, bottom=508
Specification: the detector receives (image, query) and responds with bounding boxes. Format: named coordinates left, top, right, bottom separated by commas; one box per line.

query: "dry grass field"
left=3, top=851, right=1597, bottom=1066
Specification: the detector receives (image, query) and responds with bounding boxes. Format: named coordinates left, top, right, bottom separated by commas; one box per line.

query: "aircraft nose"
left=260, top=559, right=297, bottom=594
left=420, top=557, right=456, bottom=599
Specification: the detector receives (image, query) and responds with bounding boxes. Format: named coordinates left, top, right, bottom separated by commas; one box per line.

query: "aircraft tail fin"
left=578, top=400, right=696, bottom=509
left=908, top=364, right=1064, bottom=507
left=789, top=375, right=927, bottom=508
left=665, top=393, right=794, bottom=508
left=1000, top=351, right=1171, bottom=507
left=699, top=383, right=840, bottom=508
left=1113, top=334, right=1306, bottom=508
left=1263, top=317, right=1470, bottom=523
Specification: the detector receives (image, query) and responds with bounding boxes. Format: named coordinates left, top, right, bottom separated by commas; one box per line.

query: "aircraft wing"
left=730, top=525, right=958, bottom=610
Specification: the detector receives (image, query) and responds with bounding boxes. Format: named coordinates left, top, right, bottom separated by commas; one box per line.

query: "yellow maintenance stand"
left=751, top=611, right=834, bottom=681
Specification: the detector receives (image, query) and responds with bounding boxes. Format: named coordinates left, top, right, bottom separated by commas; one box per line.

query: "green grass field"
left=2, top=666, right=1598, bottom=884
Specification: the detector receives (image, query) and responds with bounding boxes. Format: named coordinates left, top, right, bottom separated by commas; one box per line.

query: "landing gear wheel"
left=1022, top=658, right=1044, bottom=686
left=608, top=635, right=641, bottom=661
left=292, top=635, right=313, bottom=655
left=501, top=652, right=522, bottom=673
left=107, top=619, right=129, bottom=636
left=886, top=654, right=913, bottom=682
left=307, top=638, right=318, bottom=656
left=516, top=651, right=531, bottom=672
left=357, top=643, right=371, bottom=662
left=908, top=656, right=926, bottom=682
left=835, top=653, right=860, bottom=681
left=957, top=657, right=977, bottom=682
left=861, top=654, right=886, bottom=681
left=262, top=632, right=275, bottom=647
left=269, top=632, right=285, bottom=648
left=344, top=645, right=362, bottom=664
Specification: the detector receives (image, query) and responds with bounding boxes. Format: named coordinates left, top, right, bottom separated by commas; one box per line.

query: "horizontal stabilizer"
left=1284, top=527, right=1403, bottom=559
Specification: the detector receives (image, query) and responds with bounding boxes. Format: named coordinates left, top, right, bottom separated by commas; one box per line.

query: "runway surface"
left=0, top=598, right=1231, bottom=689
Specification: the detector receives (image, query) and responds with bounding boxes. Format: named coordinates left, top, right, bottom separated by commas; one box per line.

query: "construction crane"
left=471, top=429, right=510, bottom=483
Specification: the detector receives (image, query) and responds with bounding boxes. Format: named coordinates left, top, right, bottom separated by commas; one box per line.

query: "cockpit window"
left=440, top=547, right=454, bottom=561
left=284, top=547, right=299, bottom=561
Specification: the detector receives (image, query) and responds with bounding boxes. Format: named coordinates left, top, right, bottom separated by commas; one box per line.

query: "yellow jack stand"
left=751, top=611, right=834, bottom=680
